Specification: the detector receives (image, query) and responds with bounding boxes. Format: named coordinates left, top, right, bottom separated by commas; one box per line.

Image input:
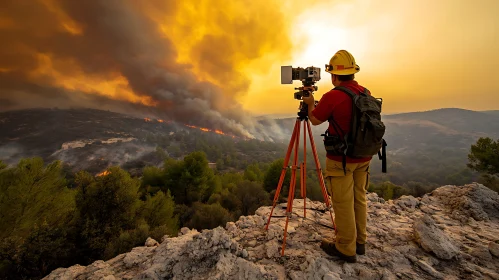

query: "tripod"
left=265, top=102, right=336, bottom=256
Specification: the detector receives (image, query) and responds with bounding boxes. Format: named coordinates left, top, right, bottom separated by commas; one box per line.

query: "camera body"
left=281, top=66, right=321, bottom=100
left=281, top=66, right=321, bottom=84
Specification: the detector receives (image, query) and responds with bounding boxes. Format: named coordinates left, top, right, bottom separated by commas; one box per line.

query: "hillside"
left=383, top=108, right=499, bottom=138
left=0, top=108, right=285, bottom=175
left=44, top=183, right=499, bottom=280
left=483, top=110, right=499, bottom=117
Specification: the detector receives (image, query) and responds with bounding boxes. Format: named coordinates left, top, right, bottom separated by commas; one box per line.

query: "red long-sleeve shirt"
left=311, top=80, right=372, bottom=163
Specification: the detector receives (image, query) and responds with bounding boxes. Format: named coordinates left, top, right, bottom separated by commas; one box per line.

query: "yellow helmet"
left=325, top=50, right=360, bottom=75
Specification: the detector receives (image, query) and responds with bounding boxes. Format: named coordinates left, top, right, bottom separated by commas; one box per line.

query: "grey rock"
left=413, top=215, right=459, bottom=260
left=225, top=222, right=238, bottom=233
left=323, top=272, right=342, bottom=280
left=265, top=240, right=280, bottom=258
left=145, top=237, right=159, bottom=247
left=180, top=227, right=190, bottom=235
left=381, top=269, right=397, bottom=280
left=489, top=241, right=499, bottom=257
left=241, top=249, right=249, bottom=258
left=367, top=192, right=384, bottom=203
left=123, top=247, right=154, bottom=269
left=415, top=259, right=444, bottom=279
left=470, top=245, right=493, bottom=261
left=160, top=235, right=169, bottom=243
left=396, top=195, right=420, bottom=211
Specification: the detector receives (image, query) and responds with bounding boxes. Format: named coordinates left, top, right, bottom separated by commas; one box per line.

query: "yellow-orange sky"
left=1, top=0, right=497, bottom=120
left=243, top=0, right=499, bottom=115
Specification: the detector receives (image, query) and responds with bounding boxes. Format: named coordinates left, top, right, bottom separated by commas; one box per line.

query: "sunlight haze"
left=243, top=0, right=499, bottom=115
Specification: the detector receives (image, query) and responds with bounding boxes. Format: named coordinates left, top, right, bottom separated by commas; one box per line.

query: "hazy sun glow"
left=242, top=0, right=499, bottom=115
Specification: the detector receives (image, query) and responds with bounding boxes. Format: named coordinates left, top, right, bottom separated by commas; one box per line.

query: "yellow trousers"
left=325, top=158, right=370, bottom=256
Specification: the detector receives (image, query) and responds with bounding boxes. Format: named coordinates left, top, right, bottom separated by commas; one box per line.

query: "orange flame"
left=183, top=124, right=236, bottom=137
left=157, top=119, right=164, bottom=123
left=96, top=170, right=110, bottom=177
left=144, top=118, right=152, bottom=122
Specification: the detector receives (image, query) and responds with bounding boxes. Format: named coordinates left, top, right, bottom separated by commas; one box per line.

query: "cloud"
left=0, top=0, right=293, bottom=138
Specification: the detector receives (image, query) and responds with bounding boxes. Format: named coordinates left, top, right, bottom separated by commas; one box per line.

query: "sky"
left=244, top=0, right=499, bottom=115
left=0, top=0, right=498, bottom=136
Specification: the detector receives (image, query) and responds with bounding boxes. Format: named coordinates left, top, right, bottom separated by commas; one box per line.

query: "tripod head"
left=297, top=100, right=319, bottom=120
left=295, top=79, right=319, bottom=120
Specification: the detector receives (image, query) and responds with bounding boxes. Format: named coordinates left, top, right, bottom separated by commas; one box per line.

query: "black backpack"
left=322, top=86, right=387, bottom=173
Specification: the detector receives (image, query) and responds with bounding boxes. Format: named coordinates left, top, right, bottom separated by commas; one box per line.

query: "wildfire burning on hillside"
left=96, top=170, right=110, bottom=177
left=185, top=125, right=234, bottom=137
left=0, top=0, right=293, bottom=140
left=142, top=117, right=236, bottom=138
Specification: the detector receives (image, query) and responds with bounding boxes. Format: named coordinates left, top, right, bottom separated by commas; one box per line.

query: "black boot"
left=356, top=242, right=365, bottom=255
left=320, top=239, right=357, bottom=263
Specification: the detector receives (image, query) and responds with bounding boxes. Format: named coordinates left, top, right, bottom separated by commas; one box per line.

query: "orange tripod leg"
left=306, top=120, right=336, bottom=232
left=281, top=119, right=301, bottom=256
left=302, top=121, right=307, bottom=218
left=265, top=119, right=300, bottom=230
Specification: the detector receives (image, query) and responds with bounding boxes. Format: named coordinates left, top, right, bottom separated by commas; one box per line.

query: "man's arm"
left=302, top=90, right=331, bottom=126
left=307, top=102, right=324, bottom=126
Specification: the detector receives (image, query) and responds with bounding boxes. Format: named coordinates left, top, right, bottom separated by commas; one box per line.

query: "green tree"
left=478, top=174, right=499, bottom=192
left=220, top=172, right=244, bottom=189
left=263, top=159, right=291, bottom=193
left=403, top=181, right=437, bottom=197
left=0, top=158, right=75, bottom=239
left=74, top=167, right=140, bottom=260
left=162, top=158, right=184, bottom=198
left=303, top=171, right=324, bottom=202
left=186, top=203, right=232, bottom=230
left=16, top=222, right=74, bottom=278
left=103, top=223, right=149, bottom=260
left=140, top=166, right=163, bottom=197
left=468, top=137, right=499, bottom=193
left=216, top=158, right=225, bottom=171
left=368, top=181, right=408, bottom=200
left=244, top=164, right=264, bottom=182
left=164, top=152, right=215, bottom=205
left=234, top=181, right=270, bottom=216
left=468, top=137, right=499, bottom=175
left=139, top=190, right=178, bottom=233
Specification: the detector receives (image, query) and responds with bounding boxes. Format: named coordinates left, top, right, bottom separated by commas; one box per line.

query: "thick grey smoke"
left=0, top=0, right=288, bottom=139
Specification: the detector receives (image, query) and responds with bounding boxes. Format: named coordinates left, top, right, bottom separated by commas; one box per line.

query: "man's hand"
left=303, top=91, right=324, bottom=126
left=302, top=91, right=315, bottom=105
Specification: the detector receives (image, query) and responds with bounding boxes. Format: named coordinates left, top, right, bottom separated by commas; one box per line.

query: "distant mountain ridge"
left=384, top=108, right=499, bottom=137
left=483, top=110, right=499, bottom=116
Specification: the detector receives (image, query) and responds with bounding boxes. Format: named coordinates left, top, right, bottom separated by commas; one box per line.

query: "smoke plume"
left=0, top=0, right=293, bottom=139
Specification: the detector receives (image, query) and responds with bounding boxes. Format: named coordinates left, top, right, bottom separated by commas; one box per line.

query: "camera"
left=281, top=66, right=321, bottom=100
left=281, top=66, right=321, bottom=84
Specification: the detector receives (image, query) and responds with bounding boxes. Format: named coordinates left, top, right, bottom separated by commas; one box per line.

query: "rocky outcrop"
left=413, top=215, right=459, bottom=260
left=45, top=183, right=499, bottom=280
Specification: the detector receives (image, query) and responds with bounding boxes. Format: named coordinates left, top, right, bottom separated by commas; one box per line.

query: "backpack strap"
left=333, top=86, right=359, bottom=143
left=330, top=86, right=361, bottom=175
